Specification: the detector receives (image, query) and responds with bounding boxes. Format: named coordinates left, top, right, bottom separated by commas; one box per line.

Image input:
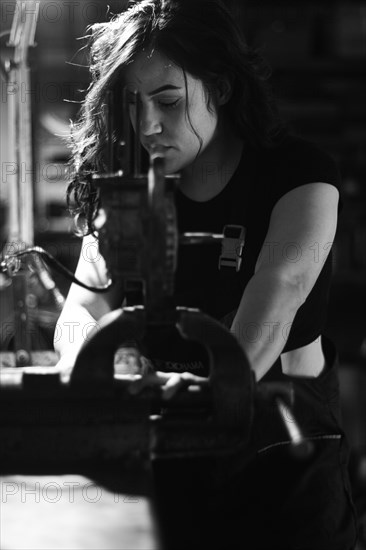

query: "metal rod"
left=180, top=232, right=224, bottom=245
left=121, top=87, right=131, bottom=175
left=276, top=397, right=314, bottom=458
left=105, top=90, right=115, bottom=171
left=276, top=397, right=303, bottom=445
left=133, top=90, right=141, bottom=176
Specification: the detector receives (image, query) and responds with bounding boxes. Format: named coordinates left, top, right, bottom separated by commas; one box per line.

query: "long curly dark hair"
left=67, top=0, right=286, bottom=235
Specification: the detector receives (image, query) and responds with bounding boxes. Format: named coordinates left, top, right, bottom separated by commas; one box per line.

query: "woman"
left=55, top=1, right=357, bottom=548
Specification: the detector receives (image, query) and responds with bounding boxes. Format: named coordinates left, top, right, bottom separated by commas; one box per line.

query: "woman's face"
left=124, top=49, right=219, bottom=174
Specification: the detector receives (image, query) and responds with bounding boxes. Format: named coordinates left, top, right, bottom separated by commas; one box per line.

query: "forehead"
left=124, top=49, right=185, bottom=91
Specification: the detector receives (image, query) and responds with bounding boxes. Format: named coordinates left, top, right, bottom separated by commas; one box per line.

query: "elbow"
left=256, top=266, right=309, bottom=312
left=278, top=271, right=309, bottom=312
left=286, top=273, right=308, bottom=310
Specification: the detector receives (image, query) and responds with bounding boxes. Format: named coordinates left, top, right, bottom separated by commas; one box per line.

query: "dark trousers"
left=151, top=337, right=358, bottom=549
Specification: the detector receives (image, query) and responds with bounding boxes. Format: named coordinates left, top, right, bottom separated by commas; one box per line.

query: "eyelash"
left=159, top=99, right=180, bottom=110
left=128, top=99, right=180, bottom=110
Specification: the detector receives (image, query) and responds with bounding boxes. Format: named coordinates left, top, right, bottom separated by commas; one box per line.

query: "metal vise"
left=69, top=85, right=255, bottom=460
left=0, top=87, right=311, bottom=477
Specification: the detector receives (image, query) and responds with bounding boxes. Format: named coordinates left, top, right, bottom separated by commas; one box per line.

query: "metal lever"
left=276, top=397, right=313, bottom=459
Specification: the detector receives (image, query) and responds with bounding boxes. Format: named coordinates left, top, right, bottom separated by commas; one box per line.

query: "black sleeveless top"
left=144, top=135, right=341, bottom=373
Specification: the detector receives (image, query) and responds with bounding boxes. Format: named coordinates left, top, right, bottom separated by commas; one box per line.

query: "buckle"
left=218, top=225, right=246, bottom=271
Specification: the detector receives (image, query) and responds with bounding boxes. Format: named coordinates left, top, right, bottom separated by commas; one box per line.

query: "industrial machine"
left=0, top=0, right=310, bottom=492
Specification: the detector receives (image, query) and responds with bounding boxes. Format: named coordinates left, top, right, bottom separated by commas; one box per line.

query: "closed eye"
left=158, top=98, right=180, bottom=109
left=127, top=96, right=181, bottom=110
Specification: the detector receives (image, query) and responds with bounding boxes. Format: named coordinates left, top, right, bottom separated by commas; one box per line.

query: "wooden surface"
left=0, top=475, right=159, bottom=549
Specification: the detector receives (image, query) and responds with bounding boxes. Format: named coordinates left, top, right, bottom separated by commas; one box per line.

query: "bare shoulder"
left=270, top=182, right=339, bottom=233
left=255, top=182, right=339, bottom=299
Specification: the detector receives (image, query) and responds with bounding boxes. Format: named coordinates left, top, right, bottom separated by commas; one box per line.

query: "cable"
left=1, top=246, right=114, bottom=293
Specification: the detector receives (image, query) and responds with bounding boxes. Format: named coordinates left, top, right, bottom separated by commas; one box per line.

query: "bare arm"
left=230, top=182, right=339, bottom=381
left=54, top=233, right=123, bottom=361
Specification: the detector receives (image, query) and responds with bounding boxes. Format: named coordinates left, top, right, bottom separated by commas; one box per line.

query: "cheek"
left=187, top=100, right=217, bottom=138
left=187, top=112, right=215, bottom=148
left=206, top=110, right=219, bottom=139
left=167, top=107, right=185, bottom=128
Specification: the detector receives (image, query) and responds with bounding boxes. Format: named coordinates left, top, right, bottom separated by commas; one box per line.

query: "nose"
left=140, top=104, right=163, bottom=136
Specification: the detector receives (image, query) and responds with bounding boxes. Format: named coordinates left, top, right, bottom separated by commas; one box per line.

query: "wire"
left=3, top=246, right=114, bottom=293
left=0, top=30, right=11, bottom=40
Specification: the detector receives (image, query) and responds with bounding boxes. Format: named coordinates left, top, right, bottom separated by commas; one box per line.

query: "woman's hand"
left=127, top=370, right=209, bottom=400
left=114, top=346, right=209, bottom=399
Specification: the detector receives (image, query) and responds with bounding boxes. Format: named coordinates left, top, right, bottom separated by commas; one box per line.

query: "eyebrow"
left=148, top=85, right=182, bottom=96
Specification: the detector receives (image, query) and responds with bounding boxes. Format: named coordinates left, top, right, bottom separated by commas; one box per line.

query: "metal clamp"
left=218, top=225, right=246, bottom=271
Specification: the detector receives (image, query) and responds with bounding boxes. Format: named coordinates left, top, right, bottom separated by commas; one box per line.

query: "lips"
left=144, top=143, right=172, bottom=152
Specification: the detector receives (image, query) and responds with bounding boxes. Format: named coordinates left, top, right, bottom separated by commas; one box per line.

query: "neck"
left=180, top=122, right=244, bottom=202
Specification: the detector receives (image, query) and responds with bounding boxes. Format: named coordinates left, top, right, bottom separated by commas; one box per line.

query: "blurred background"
left=0, top=0, right=365, bottom=547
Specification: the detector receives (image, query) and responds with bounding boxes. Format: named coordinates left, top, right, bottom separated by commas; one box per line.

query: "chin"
left=163, top=158, right=183, bottom=176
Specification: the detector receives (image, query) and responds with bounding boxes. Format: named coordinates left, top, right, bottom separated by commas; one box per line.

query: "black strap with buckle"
left=218, top=225, right=246, bottom=272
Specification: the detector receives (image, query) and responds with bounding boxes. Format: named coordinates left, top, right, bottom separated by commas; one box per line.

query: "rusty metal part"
left=93, top=160, right=179, bottom=315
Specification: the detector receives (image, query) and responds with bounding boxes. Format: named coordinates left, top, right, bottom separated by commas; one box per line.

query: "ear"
left=216, top=76, right=232, bottom=106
